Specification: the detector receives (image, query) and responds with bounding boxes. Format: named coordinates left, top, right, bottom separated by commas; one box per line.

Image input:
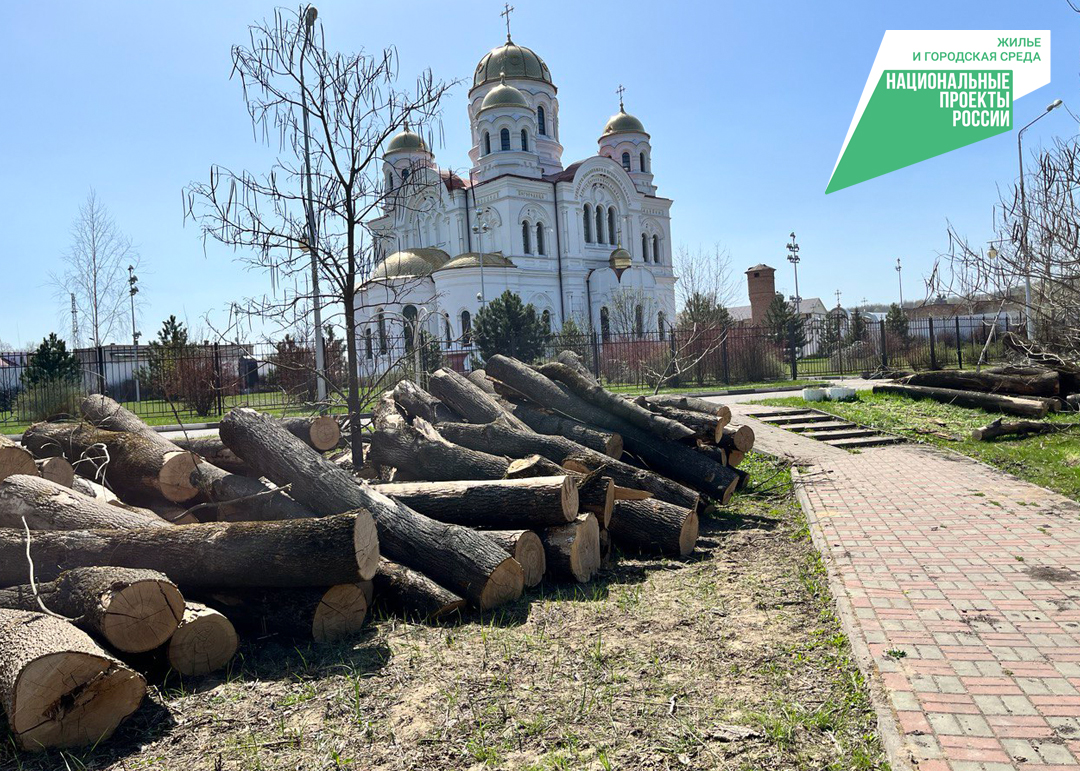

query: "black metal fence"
left=0, top=313, right=1020, bottom=430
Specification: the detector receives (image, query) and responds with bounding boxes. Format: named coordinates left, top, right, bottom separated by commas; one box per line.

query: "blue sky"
left=1, top=0, right=1076, bottom=348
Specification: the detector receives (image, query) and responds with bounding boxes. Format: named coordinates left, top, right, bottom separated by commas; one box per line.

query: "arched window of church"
left=461, top=311, right=472, bottom=346
left=521, top=221, right=531, bottom=254
left=600, top=307, right=610, bottom=342
left=536, top=223, right=545, bottom=255
left=641, top=233, right=649, bottom=262
left=640, top=152, right=647, bottom=172
left=484, top=132, right=491, bottom=155
left=520, top=129, right=528, bottom=152
left=653, top=235, right=661, bottom=264
left=595, top=206, right=604, bottom=245
left=657, top=311, right=666, bottom=340
left=542, top=309, right=551, bottom=332
left=537, top=105, right=546, bottom=136
left=583, top=205, right=592, bottom=243
left=377, top=310, right=387, bottom=354
left=635, top=304, right=644, bottom=337
left=384, top=171, right=393, bottom=193
left=403, top=305, right=418, bottom=352
left=364, top=329, right=373, bottom=359
left=621, top=152, right=631, bottom=172
left=608, top=208, right=617, bottom=245
left=500, top=128, right=511, bottom=151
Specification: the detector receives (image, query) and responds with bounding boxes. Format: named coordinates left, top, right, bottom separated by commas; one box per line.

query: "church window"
left=595, top=206, right=604, bottom=245
left=537, top=105, right=546, bottom=136
left=536, top=223, right=545, bottom=255
left=377, top=310, right=387, bottom=354
left=653, top=235, right=661, bottom=263
left=403, top=305, right=418, bottom=352
left=542, top=309, right=551, bottom=332
left=484, top=132, right=491, bottom=155
left=641, top=233, right=648, bottom=262
left=500, top=128, right=510, bottom=151
left=640, top=152, right=647, bottom=172
left=385, top=171, right=393, bottom=192
left=461, top=311, right=472, bottom=346
left=520, top=129, right=528, bottom=152
left=401, top=167, right=410, bottom=181
left=364, top=329, right=373, bottom=359
left=444, top=314, right=452, bottom=345
left=658, top=311, right=666, bottom=339
left=621, top=152, right=631, bottom=172
left=522, top=221, right=531, bottom=254
left=600, top=307, right=610, bottom=342
left=608, top=208, right=617, bottom=245
left=583, top=206, right=592, bottom=243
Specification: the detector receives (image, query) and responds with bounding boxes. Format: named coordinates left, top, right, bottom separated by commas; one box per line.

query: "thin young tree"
left=53, top=190, right=140, bottom=348
left=184, top=7, right=453, bottom=458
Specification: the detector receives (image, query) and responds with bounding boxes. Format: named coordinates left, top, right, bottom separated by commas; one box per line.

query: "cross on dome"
left=501, top=3, right=514, bottom=41
left=616, top=84, right=626, bottom=111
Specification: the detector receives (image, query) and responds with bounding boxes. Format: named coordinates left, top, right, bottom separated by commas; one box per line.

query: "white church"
left=356, top=19, right=676, bottom=372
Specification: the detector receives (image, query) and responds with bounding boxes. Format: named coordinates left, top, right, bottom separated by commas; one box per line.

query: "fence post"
left=590, top=332, right=600, bottom=377
left=928, top=317, right=938, bottom=369
left=213, top=342, right=224, bottom=416
left=955, top=316, right=963, bottom=369
left=721, top=334, right=730, bottom=385
left=880, top=319, right=888, bottom=369
left=836, top=313, right=844, bottom=377
left=96, top=346, right=106, bottom=395
left=668, top=329, right=679, bottom=388
left=787, top=320, right=798, bottom=381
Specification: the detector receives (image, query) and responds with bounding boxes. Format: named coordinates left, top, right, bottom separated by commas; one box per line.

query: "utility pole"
left=896, top=257, right=903, bottom=309
left=70, top=293, right=79, bottom=349
left=128, top=266, right=140, bottom=402
left=786, top=232, right=801, bottom=312
left=300, top=5, right=327, bottom=406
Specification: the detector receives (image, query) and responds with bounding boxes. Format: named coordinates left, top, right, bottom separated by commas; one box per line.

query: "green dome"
left=602, top=108, right=646, bottom=137
left=371, top=248, right=450, bottom=279
left=480, top=78, right=530, bottom=111
left=473, top=40, right=552, bottom=89
left=386, top=128, right=427, bottom=154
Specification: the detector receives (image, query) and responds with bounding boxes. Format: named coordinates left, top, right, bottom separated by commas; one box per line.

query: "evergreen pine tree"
left=22, top=334, right=81, bottom=386
left=473, top=290, right=548, bottom=363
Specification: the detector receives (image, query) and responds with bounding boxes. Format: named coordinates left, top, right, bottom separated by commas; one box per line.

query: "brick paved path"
left=732, top=404, right=1080, bottom=771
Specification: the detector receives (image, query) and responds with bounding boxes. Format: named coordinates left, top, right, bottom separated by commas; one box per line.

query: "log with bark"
left=188, top=461, right=315, bottom=523
left=369, top=418, right=510, bottom=481
left=873, top=383, right=1054, bottom=418
left=576, top=471, right=614, bottom=528
left=970, top=418, right=1068, bottom=441
left=171, top=435, right=252, bottom=475
left=22, top=421, right=200, bottom=504
left=0, top=434, right=37, bottom=483
left=0, top=474, right=169, bottom=531
left=541, top=513, right=601, bottom=583
left=35, top=457, right=74, bottom=488
left=637, top=400, right=726, bottom=443
left=428, top=367, right=531, bottom=431
left=205, top=584, right=368, bottom=643
left=505, top=401, right=623, bottom=457
left=0, top=567, right=184, bottom=653
left=162, top=602, right=238, bottom=676
left=0, top=511, right=376, bottom=588
left=642, top=394, right=732, bottom=422
left=0, top=608, right=146, bottom=750
left=610, top=499, right=699, bottom=557
left=901, top=367, right=1060, bottom=397
left=373, top=559, right=466, bottom=621
left=393, top=379, right=460, bottom=424
left=561, top=453, right=699, bottom=511
left=373, top=476, right=578, bottom=528
left=278, top=415, right=342, bottom=452
left=719, top=424, right=756, bottom=454
left=481, top=530, right=546, bottom=587
left=467, top=369, right=497, bottom=393
left=220, top=408, right=523, bottom=609
left=726, top=450, right=746, bottom=467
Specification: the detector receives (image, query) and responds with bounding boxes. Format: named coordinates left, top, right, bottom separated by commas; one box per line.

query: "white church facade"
left=355, top=26, right=676, bottom=372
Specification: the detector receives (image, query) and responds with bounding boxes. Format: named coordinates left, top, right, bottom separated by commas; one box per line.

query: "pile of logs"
left=0, top=352, right=753, bottom=751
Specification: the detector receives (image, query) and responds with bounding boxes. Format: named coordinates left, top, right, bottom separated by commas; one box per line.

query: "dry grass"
left=1, top=456, right=886, bottom=771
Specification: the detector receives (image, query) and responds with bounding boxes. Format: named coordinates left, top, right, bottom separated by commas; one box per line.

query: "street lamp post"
left=128, top=266, right=140, bottom=402
left=471, top=212, right=490, bottom=307
left=786, top=232, right=801, bottom=312
left=1017, top=98, right=1063, bottom=340
left=299, top=5, right=327, bottom=405
left=895, top=257, right=903, bottom=309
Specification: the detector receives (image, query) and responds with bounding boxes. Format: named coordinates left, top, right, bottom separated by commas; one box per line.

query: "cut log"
left=726, top=450, right=746, bottom=467
left=359, top=579, right=374, bottom=606
left=719, top=424, right=756, bottom=454
left=970, top=418, right=1066, bottom=441
left=541, top=513, right=600, bottom=583
left=70, top=476, right=148, bottom=515
left=165, top=602, right=238, bottom=676
left=189, top=461, right=315, bottom=523
left=0, top=609, right=146, bottom=750
left=220, top=408, right=522, bottom=609
left=172, top=436, right=252, bottom=475
left=537, top=362, right=696, bottom=442
left=34, top=457, right=74, bottom=488
left=0, top=435, right=37, bottom=483
left=369, top=419, right=510, bottom=481
left=610, top=499, right=698, bottom=557
left=0, top=567, right=184, bottom=653
left=393, top=379, right=460, bottom=424
left=428, top=367, right=532, bottom=431
left=873, top=383, right=1053, bottom=418
left=576, top=472, right=614, bottom=528
left=695, top=444, right=727, bottom=466
left=639, top=401, right=726, bottom=443
left=505, top=401, right=623, bottom=457
left=278, top=415, right=342, bottom=452
left=642, top=394, right=732, bottom=422
left=438, top=420, right=597, bottom=467
left=374, top=476, right=577, bottom=528
left=0, top=511, right=375, bottom=588
left=561, top=453, right=699, bottom=511
left=205, top=584, right=367, bottom=643
left=505, top=454, right=566, bottom=478
left=481, top=530, right=546, bottom=587
left=22, top=421, right=199, bottom=504
left=901, top=368, right=1060, bottom=397
left=373, top=559, right=466, bottom=621
left=0, top=474, right=169, bottom=531
left=467, top=369, right=497, bottom=393
left=372, top=390, right=407, bottom=432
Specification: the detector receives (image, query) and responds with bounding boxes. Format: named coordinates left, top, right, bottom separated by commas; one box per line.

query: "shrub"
left=15, top=379, right=83, bottom=422
left=474, top=291, right=548, bottom=363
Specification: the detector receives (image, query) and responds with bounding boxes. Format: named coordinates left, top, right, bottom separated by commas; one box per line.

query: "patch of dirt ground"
left=1, top=456, right=887, bottom=771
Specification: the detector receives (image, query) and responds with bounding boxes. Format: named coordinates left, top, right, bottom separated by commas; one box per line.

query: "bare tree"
left=184, top=7, right=453, bottom=458
left=606, top=287, right=657, bottom=336
left=52, top=190, right=140, bottom=348
left=674, top=243, right=736, bottom=322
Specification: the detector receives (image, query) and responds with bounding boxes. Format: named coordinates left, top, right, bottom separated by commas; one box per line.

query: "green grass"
left=755, top=392, right=1080, bottom=500
left=606, top=379, right=830, bottom=396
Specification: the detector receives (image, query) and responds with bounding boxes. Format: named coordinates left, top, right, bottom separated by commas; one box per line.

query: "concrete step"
left=787, top=420, right=859, bottom=433
left=824, top=435, right=904, bottom=449
left=743, top=409, right=815, bottom=419
left=803, top=428, right=881, bottom=441
left=763, top=413, right=835, bottom=426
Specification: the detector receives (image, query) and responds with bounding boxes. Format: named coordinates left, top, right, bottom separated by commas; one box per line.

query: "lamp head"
left=1048, top=99, right=1063, bottom=112
left=988, top=245, right=999, bottom=259
left=304, top=6, right=318, bottom=28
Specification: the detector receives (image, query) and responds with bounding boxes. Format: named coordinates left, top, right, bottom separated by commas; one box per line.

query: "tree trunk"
left=70, top=476, right=149, bottom=515
left=0, top=512, right=374, bottom=589
left=369, top=419, right=510, bottom=481
left=189, top=461, right=316, bottom=522
left=394, top=379, right=460, bottom=424
left=373, top=559, right=466, bottom=621
left=873, top=383, right=1053, bottom=418
left=22, top=421, right=199, bottom=504
left=481, top=530, right=546, bottom=587
left=428, top=367, right=532, bottom=431
left=537, top=362, right=696, bottom=442
left=504, top=402, right=623, bottom=457
left=642, top=394, right=732, bottom=422
left=726, top=450, right=746, bottom=467
left=0, top=435, right=36, bottom=483
left=695, top=444, right=727, bottom=466
left=638, top=401, right=725, bottom=443
left=719, top=424, right=755, bottom=454
left=278, top=415, right=341, bottom=452
left=541, top=513, right=600, bottom=583
left=560, top=452, right=699, bottom=511
left=505, top=454, right=566, bottom=478
left=576, top=471, right=614, bottom=528
left=204, top=584, right=367, bottom=643
left=35, top=457, right=74, bottom=488
left=220, top=409, right=522, bottom=609
left=467, top=369, right=497, bottom=393
left=610, top=499, right=698, bottom=557
left=373, top=476, right=578, bottom=528
left=436, top=421, right=594, bottom=466
left=0, top=474, right=169, bottom=531
left=0, top=567, right=184, bottom=653
left=902, top=368, right=1060, bottom=397
left=970, top=418, right=1064, bottom=441
left=164, top=602, right=239, bottom=676
left=172, top=436, right=252, bottom=475
left=0, top=608, right=146, bottom=750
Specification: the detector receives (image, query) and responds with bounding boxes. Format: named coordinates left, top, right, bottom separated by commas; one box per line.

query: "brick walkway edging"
left=793, top=466, right=916, bottom=771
